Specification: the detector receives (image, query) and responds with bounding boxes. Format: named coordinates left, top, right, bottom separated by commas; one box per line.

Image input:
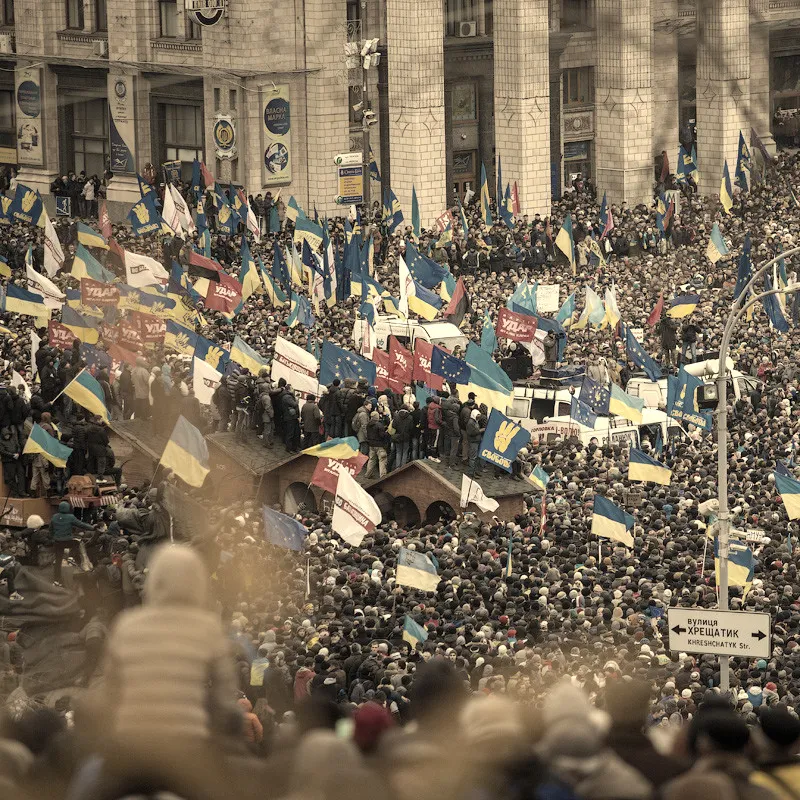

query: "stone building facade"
left=1, top=0, right=798, bottom=221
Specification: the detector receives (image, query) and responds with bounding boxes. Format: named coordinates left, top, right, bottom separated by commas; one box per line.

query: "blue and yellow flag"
left=527, top=465, right=550, bottom=492
left=556, top=292, right=576, bottom=327
left=286, top=196, right=300, bottom=224
left=479, top=162, right=492, bottom=226
left=480, top=310, right=497, bottom=354
left=397, top=547, right=439, bottom=592
left=609, top=383, right=645, bottom=423
left=676, top=144, right=698, bottom=184
left=76, top=222, right=108, bottom=250
left=775, top=472, right=800, bottom=519
left=287, top=293, right=314, bottom=329
left=260, top=258, right=288, bottom=308
left=61, top=306, right=99, bottom=344
left=23, top=423, right=73, bottom=468
left=384, top=187, right=404, bottom=234
left=666, top=294, right=699, bottom=319
left=720, top=159, right=734, bottom=215
left=408, top=280, right=442, bottom=321
left=63, top=369, right=109, bottom=421
left=3, top=284, right=47, bottom=319
left=735, top=130, right=751, bottom=193
left=164, top=320, right=199, bottom=356
left=159, top=415, right=210, bottom=488
left=706, top=222, right=729, bottom=264
left=230, top=334, right=268, bottom=375
left=128, top=194, right=171, bottom=236
left=464, top=342, right=512, bottom=415
left=592, top=495, right=634, bottom=547
left=303, top=437, right=360, bottom=460
left=555, top=214, right=575, bottom=274
left=478, top=409, right=530, bottom=473
left=8, top=184, right=43, bottom=226
left=714, top=539, right=754, bottom=598
left=193, top=335, right=229, bottom=371
left=72, top=243, right=115, bottom=283
left=629, top=448, right=671, bottom=485
left=238, top=239, right=261, bottom=302
left=402, top=616, right=429, bottom=649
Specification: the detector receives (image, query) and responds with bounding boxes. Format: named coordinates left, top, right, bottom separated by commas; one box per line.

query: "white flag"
left=26, top=248, right=64, bottom=310
left=42, top=210, right=65, bottom=277
left=332, top=468, right=381, bottom=546
left=11, top=370, right=30, bottom=400
left=124, top=249, right=169, bottom=288
left=192, top=357, right=222, bottom=406
left=31, top=329, right=40, bottom=379
left=398, top=255, right=412, bottom=318
left=246, top=202, right=261, bottom=243
left=169, top=184, right=195, bottom=236
left=272, top=335, right=319, bottom=396
left=162, top=186, right=182, bottom=238
left=460, top=474, right=499, bottom=513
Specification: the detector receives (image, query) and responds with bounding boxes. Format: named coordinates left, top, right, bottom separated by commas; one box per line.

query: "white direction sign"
left=668, top=609, right=770, bottom=659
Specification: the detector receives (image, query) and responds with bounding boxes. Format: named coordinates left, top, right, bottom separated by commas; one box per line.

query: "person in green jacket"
left=49, top=501, right=94, bottom=586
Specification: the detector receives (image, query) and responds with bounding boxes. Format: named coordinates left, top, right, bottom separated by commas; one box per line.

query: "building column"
left=696, top=0, right=750, bottom=196
left=493, top=0, right=550, bottom=216
left=652, top=0, right=680, bottom=164
left=750, top=21, right=775, bottom=154
left=386, top=0, right=446, bottom=229
left=595, top=0, right=654, bottom=206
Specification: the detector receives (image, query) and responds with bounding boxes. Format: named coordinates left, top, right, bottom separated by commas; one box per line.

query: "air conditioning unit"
left=94, top=40, right=108, bottom=58
left=458, top=21, right=477, bottom=37
left=0, top=33, right=15, bottom=55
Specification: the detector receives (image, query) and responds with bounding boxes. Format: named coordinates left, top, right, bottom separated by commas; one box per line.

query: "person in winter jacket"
left=49, top=500, right=94, bottom=585
left=466, top=408, right=485, bottom=473
left=117, top=364, right=135, bottom=419
left=352, top=401, right=372, bottom=455
left=424, top=397, right=443, bottom=461
left=365, top=411, right=389, bottom=478
left=391, top=407, right=414, bottom=468
left=86, top=416, right=110, bottom=476
left=440, top=393, right=462, bottom=467
left=750, top=707, right=800, bottom=800
left=344, top=379, right=368, bottom=437
left=458, top=395, right=476, bottom=461
left=323, top=379, right=346, bottom=439
left=131, top=357, right=151, bottom=420
left=301, top=394, right=323, bottom=448
left=280, top=386, right=301, bottom=453
left=255, top=382, right=275, bottom=447
left=211, top=376, right=233, bottom=432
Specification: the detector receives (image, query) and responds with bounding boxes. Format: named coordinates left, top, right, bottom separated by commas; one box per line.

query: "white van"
left=508, top=384, right=575, bottom=429
left=626, top=357, right=760, bottom=411
left=352, top=315, right=469, bottom=353
left=545, top=408, right=674, bottom=449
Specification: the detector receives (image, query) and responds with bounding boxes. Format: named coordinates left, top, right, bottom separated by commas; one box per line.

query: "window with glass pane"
left=159, top=0, right=177, bottom=37
left=186, top=17, right=201, bottom=39
left=562, top=67, right=594, bottom=107
left=2, top=0, right=14, bottom=25
left=66, top=0, right=83, bottom=29
left=164, top=104, right=204, bottom=167
left=0, top=90, right=14, bottom=147
left=95, top=0, right=107, bottom=30
left=73, top=99, right=108, bottom=177
left=561, top=0, right=592, bottom=29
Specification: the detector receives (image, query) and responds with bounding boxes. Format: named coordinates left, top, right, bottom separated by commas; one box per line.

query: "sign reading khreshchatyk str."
left=186, top=0, right=228, bottom=26
left=336, top=165, right=363, bottom=205
left=263, top=85, right=291, bottom=186
left=213, top=114, right=236, bottom=160
left=107, top=73, right=136, bottom=174
left=15, top=66, right=42, bottom=166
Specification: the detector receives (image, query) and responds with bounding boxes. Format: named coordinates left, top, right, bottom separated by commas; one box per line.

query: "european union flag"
left=431, top=346, right=471, bottom=385
left=319, top=341, right=377, bottom=386
left=776, top=461, right=793, bottom=478
left=763, top=273, right=789, bottom=333
left=667, top=368, right=712, bottom=431
left=580, top=377, right=610, bottom=414
left=625, top=325, right=663, bottom=382
left=272, top=241, right=291, bottom=289
left=405, top=242, right=450, bottom=289
left=570, top=396, right=597, bottom=428
left=262, top=505, right=308, bottom=551
left=80, top=344, right=112, bottom=372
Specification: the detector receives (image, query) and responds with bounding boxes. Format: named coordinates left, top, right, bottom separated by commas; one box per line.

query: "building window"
left=95, top=0, right=106, bottom=30
left=73, top=98, right=108, bottom=177
left=563, top=67, right=594, bottom=107
left=1, top=0, right=13, bottom=26
left=66, top=0, right=84, bottom=29
left=0, top=89, right=14, bottom=147
left=159, top=0, right=177, bottom=37
left=561, top=0, right=592, bottom=30
left=164, top=103, right=204, bottom=178
left=563, top=140, right=592, bottom=185
left=186, top=17, right=201, bottom=38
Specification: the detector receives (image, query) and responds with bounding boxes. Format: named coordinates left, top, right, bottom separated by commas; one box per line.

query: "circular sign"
left=114, top=80, right=127, bottom=99
left=17, top=80, right=40, bottom=118
left=213, top=119, right=235, bottom=152
left=187, top=0, right=227, bottom=26
left=264, top=98, right=290, bottom=136
left=264, top=143, right=289, bottom=175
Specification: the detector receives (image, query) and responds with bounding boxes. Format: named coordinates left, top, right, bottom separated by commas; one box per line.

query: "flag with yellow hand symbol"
left=478, top=409, right=532, bottom=473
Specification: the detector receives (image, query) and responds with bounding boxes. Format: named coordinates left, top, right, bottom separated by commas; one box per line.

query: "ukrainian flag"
left=775, top=472, right=800, bottom=519
left=286, top=196, right=300, bottom=224
left=230, top=334, right=268, bottom=375
left=258, top=257, right=288, bottom=308
left=527, top=465, right=550, bottom=491
left=23, top=422, right=73, bottom=468
left=72, top=243, right=114, bottom=283
left=585, top=286, right=607, bottom=327
left=402, top=616, right=428, bottom=649
left=159, top=415, right=210, bottom=488
left=609, top=383, right=645, bottom=423
left=603, top=287, right=621, bottom=329
left=408, top=280, right=441, bottom=322
left=591, top=495, right=634, bottom=547
left=629, top=448, right=672, bottom=485
left=385, top=187, right=404, bottom=234
left=303, top=436, right=360, bottom=460
left=3, top=284, right=47, bottom=320
left=63, top=369, right=109, bottom=421
left=397, top=547, right=439, bottom=592
left=0, top=255, right=10, bottom=279
left=666, top=294, right=700, bottom=319
left=61, top=306, right=99, bottom=345
left=238, top=240, right=262, bottom=302
left=479, top=162, right=493, bottom=226
left=555, top=214, right=576, bottom=274
left=714, top=539, right=753, bottom=598
left=720, top=159, right=734, bottom=215
left=76, top=222, right=108, bottom=250
left=556, top=292, right=576, bottom=327
left=706, top=222, right=729, bottom=264
left=463, top=342, right=513, bottom=414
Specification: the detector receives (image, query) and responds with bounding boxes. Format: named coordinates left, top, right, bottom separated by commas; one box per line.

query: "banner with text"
left=108, top=73, right=136, bottom=174
left=15, top=66, right=43, bottom=166
left=496, top=307, right=538, bottom=343
left=262, top=84, right=291, bottom=186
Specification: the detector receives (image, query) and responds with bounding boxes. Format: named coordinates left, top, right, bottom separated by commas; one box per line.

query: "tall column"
left=386, top=0, right=446, bottom=229
left=696, top=0, right=750, bottom=197
left=652, top=0, right=680, bottom=163
left=493, top=0, right=551, bottom=216
left=595, top=0, right=654, bottom=205
left=750, top=21, right=775, bottom=154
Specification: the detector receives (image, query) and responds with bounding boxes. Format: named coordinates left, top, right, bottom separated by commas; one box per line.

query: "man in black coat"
left=86, top=416, right=110, bottom=475
left=280, top=386, right=301, bottom=453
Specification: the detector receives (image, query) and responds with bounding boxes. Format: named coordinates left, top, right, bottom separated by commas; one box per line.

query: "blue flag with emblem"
left=478, top=409, right=531, bottom=473
left=431, top=346, right=471, bottom=385
left=319, top=341, right=377, bottom=386
left=8, top=184, right=43, bottom=226
left=262, top=504, right=308, bottom=551
left=580, top=377, right=610, bottom=414
left=128, top=193, right=169, bottom=236
left=405, top=242, right=450, bottom=290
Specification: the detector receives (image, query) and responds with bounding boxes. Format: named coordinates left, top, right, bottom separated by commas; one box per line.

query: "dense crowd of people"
left=0, top=145, right=797, bottom=797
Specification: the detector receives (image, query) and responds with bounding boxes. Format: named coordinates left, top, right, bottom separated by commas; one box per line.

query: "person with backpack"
left=425, top=396, right=443, bottom=461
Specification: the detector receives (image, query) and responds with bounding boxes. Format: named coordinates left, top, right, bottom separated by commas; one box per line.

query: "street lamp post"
left=715, top=245, right=800, bottom=693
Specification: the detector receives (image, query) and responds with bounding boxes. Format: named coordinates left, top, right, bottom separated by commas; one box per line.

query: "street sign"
left=336, top=165, right=363, bottom=205
left=334, top=153, right=362, bottom=166
left=667, top=609, right=771, bottom=659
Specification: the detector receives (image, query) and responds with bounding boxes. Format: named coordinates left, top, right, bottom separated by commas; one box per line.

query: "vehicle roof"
left=549, top=407, right=668, bottom=432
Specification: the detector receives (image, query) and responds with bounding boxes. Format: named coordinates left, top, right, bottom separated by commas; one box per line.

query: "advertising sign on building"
left=336, top=165, right=363, bottom=205
left=187, top=0, right=227, bottom=26
left=15, top=66, right=43, bottom=166
left=108, top=73, right=136, bottom=174
left=263, top=85, right=291, bottom=186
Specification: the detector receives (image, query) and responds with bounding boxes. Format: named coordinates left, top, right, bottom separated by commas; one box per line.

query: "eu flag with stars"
left=262, top=505, right=308, bottom=551
left=431, top=346, right=471, bottom=385
left=570, top=396, right=597, bottom=428
left=580, top=377, right=610, bottom=414
left=319, top=341, right=377, bottom=386
left=405, top=242, right=450, bottom=289
left=625, top=325, right=663, bottom=382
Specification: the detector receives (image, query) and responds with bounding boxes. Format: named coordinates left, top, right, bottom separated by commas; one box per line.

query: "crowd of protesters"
left=0, top=145, right=796, bottom=797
